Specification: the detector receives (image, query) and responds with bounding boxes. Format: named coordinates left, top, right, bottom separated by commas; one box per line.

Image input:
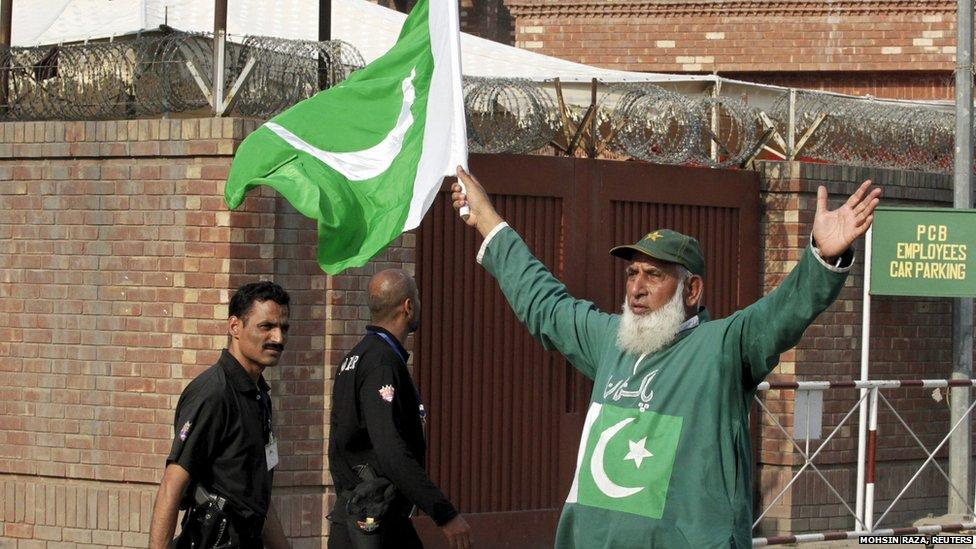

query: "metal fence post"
left=950, top=0, right=974, bottom=517
left=864, top=386, right=880, bottom=532
left=856, top=225, right=873, bottom=530
left=0, top=0, right=11, bottom=110
left=786, top=89, right=796, bottom=159
left=212, top=0, right=227, bottom=116
left=318, top=0, right=332, bottom=90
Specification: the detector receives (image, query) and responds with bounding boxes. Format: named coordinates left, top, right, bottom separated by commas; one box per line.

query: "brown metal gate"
left=413, top=154, right=760, bottom=548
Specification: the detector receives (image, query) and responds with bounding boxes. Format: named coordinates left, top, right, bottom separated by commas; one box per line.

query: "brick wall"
left=371, top=0, right=515, bottom=44
left=0, top=118, right=416, bottom=548
left=0, top=116, right=970, bottom=545
left=459, top=0, right=515, bottom=46
left=754, top=161, right=965, bottom=535
left=726, top=71, right=954, bottom=101
left=505, top=0, right=958, bottom=100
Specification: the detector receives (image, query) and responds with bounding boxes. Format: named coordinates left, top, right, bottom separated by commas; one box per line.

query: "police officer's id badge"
left=265, top=433, right=279, bottom=471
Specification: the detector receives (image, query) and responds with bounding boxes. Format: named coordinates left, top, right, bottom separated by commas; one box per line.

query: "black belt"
left=332, top=491, right=413, bottom=521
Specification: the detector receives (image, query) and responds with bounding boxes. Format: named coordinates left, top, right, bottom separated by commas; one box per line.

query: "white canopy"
left=12, top=0, right=715, bottom=86
left=13, top=0, right=955, bottom=114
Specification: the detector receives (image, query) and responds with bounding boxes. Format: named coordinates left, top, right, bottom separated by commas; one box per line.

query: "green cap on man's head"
left=609, top=229, right=706, bottom=277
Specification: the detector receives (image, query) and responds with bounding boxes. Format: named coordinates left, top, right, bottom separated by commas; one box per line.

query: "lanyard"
left=366, top=329, right=426, bottom=426
left=367, top=329, right=408, bottom=364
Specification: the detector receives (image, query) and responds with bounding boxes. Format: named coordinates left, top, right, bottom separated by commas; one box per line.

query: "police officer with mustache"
left=150, top=281, right=292, bottom=549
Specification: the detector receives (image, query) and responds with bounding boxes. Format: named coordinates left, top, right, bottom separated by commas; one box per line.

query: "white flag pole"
left=442, top=0, right=470, bottom=219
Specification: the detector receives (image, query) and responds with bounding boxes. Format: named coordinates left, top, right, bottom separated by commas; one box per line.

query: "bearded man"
left=451, top=167, right=880, bottom=549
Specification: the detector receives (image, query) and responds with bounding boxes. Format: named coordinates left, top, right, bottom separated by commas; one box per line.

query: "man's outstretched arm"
left=738, top=179, right=882, bottom=386
left=149, top=463, right=191, bottom=549
left=451, top=166, right=616, bottom=379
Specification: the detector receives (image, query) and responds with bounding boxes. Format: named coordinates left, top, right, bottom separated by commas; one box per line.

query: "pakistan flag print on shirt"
left=568, top=402, right=682, bottom=519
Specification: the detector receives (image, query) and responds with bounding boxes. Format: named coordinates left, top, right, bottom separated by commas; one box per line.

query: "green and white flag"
left=224, top=0, right=467, bottom=274
left=567, top=402, right=682, bottom=519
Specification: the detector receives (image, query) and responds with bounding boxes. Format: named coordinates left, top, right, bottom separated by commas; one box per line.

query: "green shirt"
left=480, top=226, right=850, bottom=549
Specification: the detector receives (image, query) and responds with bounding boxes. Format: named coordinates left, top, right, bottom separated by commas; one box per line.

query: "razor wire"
left=564, top=84, right=759, bottom=167
left=569, top=84, right=951, bottom=172
left=594, top=84, right=700, bottom=165
left=232, top=35, right=364, bottom=118
left=0, top=33, right=961, bottom=174
left=0, top=31, right=364, bottom=121
left=691, top=95, right=761, bottom=168
left=768, top=90, right=955, bottom=173
left=463, top=76, right=559, bottom=154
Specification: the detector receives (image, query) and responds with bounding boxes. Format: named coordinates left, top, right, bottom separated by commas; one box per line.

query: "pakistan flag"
left=567, top=403, right=682, bottom=519
left=224, top=0, right=467, bottom=274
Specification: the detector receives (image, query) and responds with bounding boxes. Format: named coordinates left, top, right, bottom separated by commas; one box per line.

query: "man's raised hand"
left=812, top=179, right=881, bottom=260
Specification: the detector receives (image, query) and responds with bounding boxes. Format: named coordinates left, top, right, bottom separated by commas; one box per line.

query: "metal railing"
left=752, top=378, right=976, bottom=546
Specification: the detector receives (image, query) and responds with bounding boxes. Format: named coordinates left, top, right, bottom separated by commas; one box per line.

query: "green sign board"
left=870, top=206, right=976, bottom=297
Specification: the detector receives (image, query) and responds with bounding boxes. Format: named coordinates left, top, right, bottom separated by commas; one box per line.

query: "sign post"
left=856, top=206, right=976, bottom=530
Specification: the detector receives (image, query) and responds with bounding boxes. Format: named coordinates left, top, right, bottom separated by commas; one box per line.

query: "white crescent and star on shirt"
left=591, top=417, right=655, bottom=498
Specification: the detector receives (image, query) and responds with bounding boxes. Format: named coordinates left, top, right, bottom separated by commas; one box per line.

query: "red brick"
left=0, top=117, right=756, bottom=546
left=508, top=3, right=958, bottom=99
left=5, top=522, right=34, bottom=537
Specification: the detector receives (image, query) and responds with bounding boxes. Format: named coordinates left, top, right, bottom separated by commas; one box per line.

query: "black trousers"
left=327, top=516, right=423, bottom=549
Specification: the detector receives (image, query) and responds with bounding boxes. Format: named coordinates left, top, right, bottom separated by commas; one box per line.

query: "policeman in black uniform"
left=149, top=281, right=292, bottom=549
left=328, top=269, right=472, bottom=549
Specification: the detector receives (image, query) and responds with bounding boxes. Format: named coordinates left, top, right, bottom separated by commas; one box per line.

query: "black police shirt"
left=167, top=349, right=275, bottom=519
left=328, top=326, right=457, bottom=526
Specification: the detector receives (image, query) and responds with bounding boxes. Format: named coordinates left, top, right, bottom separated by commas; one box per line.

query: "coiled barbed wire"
left=234, top=36, right=363, bottom=117
left=3, top=39, right=141, bottom=120
left=769, top=91, right=954, bottom=173
left=137, top=32, right=213, bottom=114
left=0, top=34, right=960, bottom=174
left=0, top=31, right=364, bottom=121
left=463, top=76, right=559, bottom=154
left=688, top=95, right=759, bottom=168
left=598, top=84, right=699, bottom=164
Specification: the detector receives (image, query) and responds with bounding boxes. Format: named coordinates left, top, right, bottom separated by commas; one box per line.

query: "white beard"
left=616, top=283, right=688, bottom=356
